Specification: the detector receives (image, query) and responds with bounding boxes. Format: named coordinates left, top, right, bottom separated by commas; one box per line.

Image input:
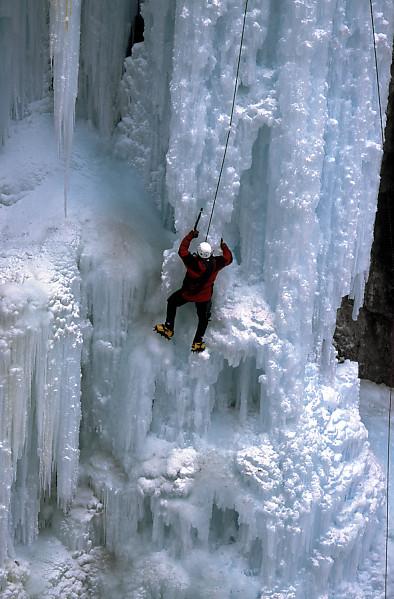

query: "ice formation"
left=0, top=0, right=48, bottom=145
left=0, top=0, right=394, bottom=597
left=0, top=227, right=82, bottom=564
left=78, top=0, right=137, bottom=136
left=49, top=0, right=82, bottom=215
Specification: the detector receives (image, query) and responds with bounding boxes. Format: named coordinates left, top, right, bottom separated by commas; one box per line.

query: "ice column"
left=78, top=0, right=136, bottom=136
left=50, top=0, right=82, bottom=216
left=0, top=0, right=48, bottom=145
left=313, top=0, right=394, bottom=372
left=167, top=0, right=393, bottom=414
left=115, top=0, right=177, bottom=221
left=0, top=233, right=83, bottom=565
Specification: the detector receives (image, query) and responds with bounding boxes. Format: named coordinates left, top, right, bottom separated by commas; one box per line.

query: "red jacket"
left=178, top=231, right=233, bottom=302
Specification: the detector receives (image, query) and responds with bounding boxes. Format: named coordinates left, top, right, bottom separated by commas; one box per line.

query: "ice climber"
left=154, top=229, right=233, bottom=352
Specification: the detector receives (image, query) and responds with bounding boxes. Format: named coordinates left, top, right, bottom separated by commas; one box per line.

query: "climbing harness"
left=205, top=0, right=249, bottom=241
left=369, top=0, right=391, bottom=596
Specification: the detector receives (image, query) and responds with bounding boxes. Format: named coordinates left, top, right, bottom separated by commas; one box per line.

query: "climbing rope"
left=369, top=0, right=392, bottom=595
left=205, top=0, right=249, bottom=241
left=369, top=0, right=385, bottom=147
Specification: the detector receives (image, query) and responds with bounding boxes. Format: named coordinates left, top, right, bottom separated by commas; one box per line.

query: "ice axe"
left=194, top=208, right=203, bottom=231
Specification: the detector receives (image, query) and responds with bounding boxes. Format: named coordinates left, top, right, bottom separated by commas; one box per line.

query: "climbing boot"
left=154, top=323, right=174, bottom=340
left=191, top=341, right=206, bottom=353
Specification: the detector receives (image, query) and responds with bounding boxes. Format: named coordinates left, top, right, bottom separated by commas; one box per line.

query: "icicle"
left=50, top=0, right=82, bottom=218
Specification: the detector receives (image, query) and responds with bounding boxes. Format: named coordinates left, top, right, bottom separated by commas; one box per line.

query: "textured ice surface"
left=0, top=224, right=83, bottom=562
left=117, top=0, right=394, bottom=414
left=0, top=0, right=394, bottom=597
left=0, top=105, right=390, bottom=599
left=358, top=381, right=394, bottom=597
left=115, top=0, right=176, bottom=223
left=49, top=0, right=82, bottom=214
left=0, top=0, right=47, bottom=146
left=78, top=0, right=137, bottom=136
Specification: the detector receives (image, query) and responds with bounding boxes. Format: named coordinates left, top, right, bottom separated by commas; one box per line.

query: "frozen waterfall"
left=49, top=0, right=82, bottom=216
left=0, top=0, right=394, bottom=598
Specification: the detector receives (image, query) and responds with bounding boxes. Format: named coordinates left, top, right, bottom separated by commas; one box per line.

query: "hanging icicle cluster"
left=50, top=0, right=82, bottom=218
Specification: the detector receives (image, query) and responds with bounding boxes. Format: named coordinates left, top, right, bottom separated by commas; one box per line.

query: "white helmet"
left=197, top=241, right=212, bottom=259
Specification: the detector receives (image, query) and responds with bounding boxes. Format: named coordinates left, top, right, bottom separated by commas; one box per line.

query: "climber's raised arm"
left=178, top=230, right=199, bottom=263
left=215, top=238, right=233, bottom=270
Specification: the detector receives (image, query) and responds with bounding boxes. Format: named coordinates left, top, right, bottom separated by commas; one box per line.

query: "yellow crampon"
left=191, top=341, right=206, bottom=353
left=154, top=323, right=174, bottom=340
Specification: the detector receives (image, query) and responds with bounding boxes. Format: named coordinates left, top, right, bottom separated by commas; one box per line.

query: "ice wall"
left=78, top=0, right=137, bottom=136
left=118, top=0, right=394, bottom=419
left=104, top=0, right=394, bottom=595
left=80, top=259, right=386, bottom=597
left=0, top=228, right=82, bottom=564
left=0, top=0, right=48, bottom=145
left=115, top=0, right=177, bottom=223
left=0, top=0, right=393, bottom=597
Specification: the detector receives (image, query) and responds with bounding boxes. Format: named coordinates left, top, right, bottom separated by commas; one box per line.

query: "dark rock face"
left=334, top=50, right=394, bottom=386
left=334, top=300, right=393, bottom=384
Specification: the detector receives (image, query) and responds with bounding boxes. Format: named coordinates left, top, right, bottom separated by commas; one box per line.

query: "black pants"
left=166, top=290, right=212, bottom=343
